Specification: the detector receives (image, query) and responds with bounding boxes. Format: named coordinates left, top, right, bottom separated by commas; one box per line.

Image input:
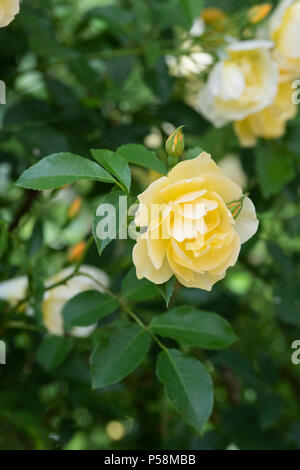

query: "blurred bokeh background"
left=0, top=0, right=300, bottom=450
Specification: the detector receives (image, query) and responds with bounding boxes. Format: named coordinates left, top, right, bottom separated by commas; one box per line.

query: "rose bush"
left=1, top=0, right=300, bottom=451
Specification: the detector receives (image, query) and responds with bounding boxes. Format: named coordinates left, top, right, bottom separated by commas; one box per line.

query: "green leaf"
left=274, top=276, right=300, bottom=326
left=27, top=219, right=44, bottom=257
left=90, top=323, right=151, bottom=388
left=144, top=57, right=174, bottom=102
left=255, top=146, right=296, bottom=197
left=16, top=153, right=115, bottom=190
left=257, top=392, right=284, bottom=430
left=122, top=268, right=159, bottom=301
left=180, top=0, right=204, bottom=27
left=37, top=336, right=73, bottom=371
left=156, top=349, right=213, bottom=433
left=155, top=277, right=176, bottom=307
left=91, top=148, right=131, bottom=193
left=62, top=290, right=118, bottom=327
left=92, top=187, right=129, bottom=255
left=152, top=0, right=203, bottom=29
left=117, top=144, right=167, bottom=174
left=150, top=306, right=237, bottom=349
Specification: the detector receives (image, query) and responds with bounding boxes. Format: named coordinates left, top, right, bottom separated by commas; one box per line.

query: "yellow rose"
left=133, top=153, right=258, bottom=291
left=268, top=0, right=300, bottom=81
left=234, top=80, right=297, bottom=147
left=0, top=0, right=19, bottom=28
left=197, top=40, right=278, bottom=127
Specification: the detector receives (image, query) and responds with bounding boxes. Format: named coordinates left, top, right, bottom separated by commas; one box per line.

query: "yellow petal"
left=159, top=177, right=205, bottom=202
left=42, top=296, right=65, bottom=336
left=193, top=234, right=237, bottom=272
left=133, top=237, right=173, bottom=284
left=167, top=245, right=198, bottom=281
left=135, top=176, right=169, bottom=226
left=177, top=271, right=225, bottom=291
left=173, top=189, right=207, bottom=204
left=168, top=246, right=225, bottom=290
left=209, top=233, right=240, bottom=275
left=201, top=173, right=243, bottom=203
left=168, top=152, right=221, bottom=183
left=147, top=225, right=169, bottom=270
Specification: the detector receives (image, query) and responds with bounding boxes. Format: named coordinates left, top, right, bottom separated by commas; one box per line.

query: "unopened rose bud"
left=248, top=4, right=272, bottom=24
left=202, top=7, right=226, bottom=27
left=67, top=197, right=82, bottom=219
left=68, top=241, right=86, bottom=262
left=165, top=126, right=185, bottom=158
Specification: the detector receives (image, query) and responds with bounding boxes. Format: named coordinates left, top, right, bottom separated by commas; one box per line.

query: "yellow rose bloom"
left=234, top=81, right=297, bottom=147
left=133, top=153, right=258, bottom=291
left=269, top=0, right=300, bottom=81
left=197, top=40, right=278, bottom=127
left=0, top=0, right=19, bottom=27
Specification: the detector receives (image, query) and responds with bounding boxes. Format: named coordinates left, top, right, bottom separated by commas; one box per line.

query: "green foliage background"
left=0, top=0, right=300, bottom=450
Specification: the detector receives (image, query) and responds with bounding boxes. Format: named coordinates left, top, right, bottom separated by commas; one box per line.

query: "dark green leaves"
left=90, top=324, right=151, bottom=388
left=91, top=149, right=131, bottom=193
left=16, top=153, right=115, bottom=190
left=37, top=336, right=73, bottom=371
left=121, top=268, right=159, bottom=301
left=150, top=306, right=237, bottom=349
left=156, top=349, right=213, bottom=433
left=255, top=146, right=296, bottom=197
left=152, top=0, right=204, bottom=29
left=180, top=0, right=205, bottom=28
left=117, top=144, right=167, bottom=174
left=155, top=277, right=176, bottom=307
left=92, top=187, right=128, bottom=255
left=62, top=290, right=118, bottom=327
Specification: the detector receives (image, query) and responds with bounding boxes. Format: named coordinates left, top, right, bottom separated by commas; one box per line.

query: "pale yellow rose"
left=0, top=265, right=109, bottom=337
left=268, top=0, right=300, bottom=81
left=197, top=40, right=278, bottom=127
left=234, top=80, right=297, bottom=147
left=133, top=152, right=258, bottom=291
left=0, top=0, right=20, bottom=28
